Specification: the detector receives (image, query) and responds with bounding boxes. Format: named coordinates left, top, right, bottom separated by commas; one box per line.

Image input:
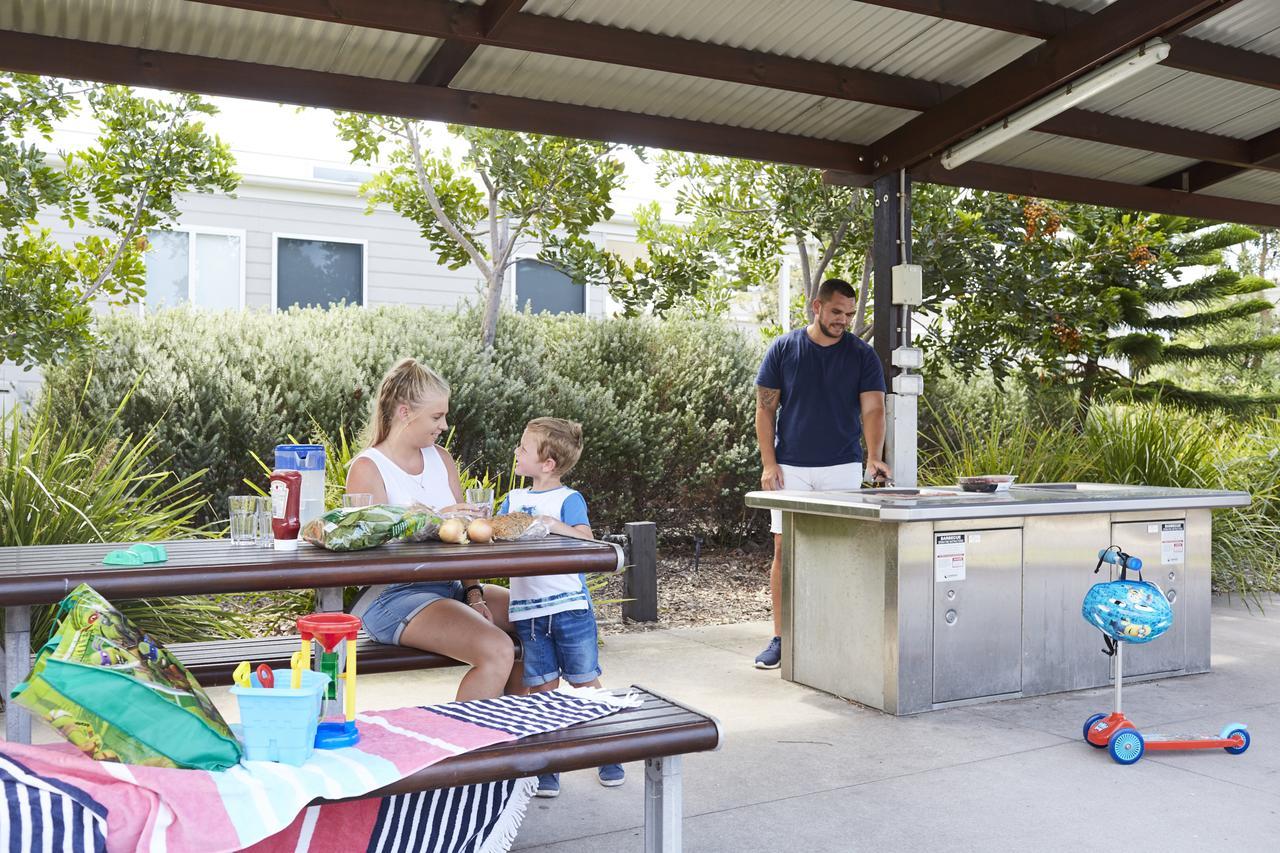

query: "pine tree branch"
left=1116, top=379, right=1280, bottom=412
left=1161, top=335, right=1280, bottom=364
left=1143, top=299, right=1275, bottom=332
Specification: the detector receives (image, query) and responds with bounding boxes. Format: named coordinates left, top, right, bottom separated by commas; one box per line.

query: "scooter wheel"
left=1108, top=729, right=1144, bottom=765
left=1083, top=713, right=1107, bottom=747
left=1224, top=727, right=1250, bottom=755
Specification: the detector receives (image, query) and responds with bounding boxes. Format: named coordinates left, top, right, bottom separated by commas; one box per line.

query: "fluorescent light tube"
left=941, top=38, right=1171, bottom=170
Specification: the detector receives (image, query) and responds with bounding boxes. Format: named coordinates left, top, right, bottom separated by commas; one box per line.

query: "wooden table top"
left=0, top=537, right=623, bottom=606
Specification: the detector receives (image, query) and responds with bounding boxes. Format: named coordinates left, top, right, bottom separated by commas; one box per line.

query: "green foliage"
left=1, top=75, right=238, bottom=366
left=41, top=305, right=765, bottom=541
left=0, top=384, right=255, bottom=648
left=919, top=384, right=1280, bottom=596
left=922, top=195, right=1278, bottom=411
left=334, top=116, right=708, bottom=343
left=650, top=153, right=870, bottom=325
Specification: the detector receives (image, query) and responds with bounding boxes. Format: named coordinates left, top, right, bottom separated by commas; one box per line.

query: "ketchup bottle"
left=269, top=469, right=302, bottom=551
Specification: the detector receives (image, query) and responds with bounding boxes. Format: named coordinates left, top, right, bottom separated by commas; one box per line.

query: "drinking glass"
left=253, top=496, right=274, bottom=548
left=343, top=493, right=374, bottom=509
left=228, top=495, right=257, bottom=545
left=465, top=487, right=495, bottom=517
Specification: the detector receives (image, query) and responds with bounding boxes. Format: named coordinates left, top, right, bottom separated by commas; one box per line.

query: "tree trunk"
left=480, top=216, right=509, bottom=348
left=1077, top=357, right=1101, bottom=423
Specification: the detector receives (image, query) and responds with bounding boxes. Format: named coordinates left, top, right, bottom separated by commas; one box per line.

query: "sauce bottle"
left=269, top=469, right=302, bottom=551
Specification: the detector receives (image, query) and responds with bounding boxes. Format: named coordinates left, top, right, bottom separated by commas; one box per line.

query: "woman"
left=346, top=357, right=517, bottom=701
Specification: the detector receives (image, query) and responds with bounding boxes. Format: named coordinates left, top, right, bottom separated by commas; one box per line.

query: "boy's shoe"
left=597, top=763, right=625, bottom=787
left=754, top=636, right=782, bottom=669
left=535, top=773, right=560, bottom=798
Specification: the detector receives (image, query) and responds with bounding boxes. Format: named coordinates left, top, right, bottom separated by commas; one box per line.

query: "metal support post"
left=4, top=605, right=32, bottom=743
left=644, top=754, right=683, bottom=852
left=872, top=169, right=918, bottom=486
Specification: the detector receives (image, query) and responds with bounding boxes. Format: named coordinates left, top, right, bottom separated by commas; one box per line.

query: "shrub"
left=0, top=388, right=256, bottom=649
left=41, top=305, right=766, bottom=541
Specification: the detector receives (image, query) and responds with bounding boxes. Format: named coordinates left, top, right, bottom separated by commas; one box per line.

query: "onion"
left=467, top=518, right=494, bottom=544
left=438, top=518, right=468, bottom=544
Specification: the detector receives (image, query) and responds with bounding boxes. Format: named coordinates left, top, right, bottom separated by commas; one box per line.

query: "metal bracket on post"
left=3, top=605, right=32, bottom=743
left=644, top=754, right=683, bottom=852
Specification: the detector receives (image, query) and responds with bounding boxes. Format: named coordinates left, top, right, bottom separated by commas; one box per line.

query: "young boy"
left=499, top=416, right=624, bottom=798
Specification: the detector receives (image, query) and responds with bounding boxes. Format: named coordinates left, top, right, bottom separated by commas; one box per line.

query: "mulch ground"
left=593, top=542, right=773, bottom=635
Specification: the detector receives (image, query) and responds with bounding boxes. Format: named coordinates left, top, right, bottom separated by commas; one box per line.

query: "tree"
left=1, top=75, right=238, bottom=366
left=923, top=193, right=1280, bottom=411
left=334, top=118, right=712, bottom=347
left=652, top=153, right=873, bottom=330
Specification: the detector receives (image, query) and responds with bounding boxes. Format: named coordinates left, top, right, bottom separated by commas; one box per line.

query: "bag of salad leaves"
left=301, top=504, right=438, bottom=551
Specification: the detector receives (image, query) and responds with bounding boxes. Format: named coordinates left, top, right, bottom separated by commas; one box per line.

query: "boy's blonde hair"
left=366, top=358, right=451, bottom=447
left=526, top=417, right=584, bottom=475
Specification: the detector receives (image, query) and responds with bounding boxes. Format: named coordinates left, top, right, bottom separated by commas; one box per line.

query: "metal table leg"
left=644, top=755, right=683, bottom=853
left=3, top=605, right=32, bottom=743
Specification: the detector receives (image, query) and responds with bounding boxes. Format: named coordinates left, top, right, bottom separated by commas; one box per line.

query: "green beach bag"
left=10, top=583, right=242, bottom=770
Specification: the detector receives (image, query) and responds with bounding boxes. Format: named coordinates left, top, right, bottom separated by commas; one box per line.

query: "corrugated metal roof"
left=1084, top=69, right=1280, bottom=138
left=1185, top=1, right=1280, bottom=57
left=0, top=0, right=439, bottom=82
left=4, top=0, right=1280, bottom=213
left=453, top=46, right=917, bottom=144
left=1201, top=170, right=1280, bottom=205
left=521, top=0, right=1036, bottom=86
left=979, top=132, right=1155, bottom=180
left=977, top=131, right=1198, bottom=187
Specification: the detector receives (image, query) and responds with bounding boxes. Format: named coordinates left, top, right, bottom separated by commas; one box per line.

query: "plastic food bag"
left=489, top=511, right=552, bottom=541
left=10, top=584, right=242, bottom=770
left=402, top=503, right=477, bottom=543
left=302, top=504, right=437, bottom=551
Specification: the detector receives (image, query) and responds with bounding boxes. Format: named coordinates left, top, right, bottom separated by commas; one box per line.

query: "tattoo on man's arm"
left=756, top=386, right=781, bottom=411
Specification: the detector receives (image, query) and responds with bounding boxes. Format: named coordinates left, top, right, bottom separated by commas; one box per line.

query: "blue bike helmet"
left=1082, top=574, right=1173, bottom=644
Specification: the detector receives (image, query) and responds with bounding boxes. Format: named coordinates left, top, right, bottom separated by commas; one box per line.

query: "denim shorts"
left=513, top=607, right=602, bottom=687
left=361, top=581, right=465, bottom=645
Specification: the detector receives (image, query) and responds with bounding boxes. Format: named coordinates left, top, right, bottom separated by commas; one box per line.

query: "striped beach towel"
left=2, top=688, right=638, bottom=853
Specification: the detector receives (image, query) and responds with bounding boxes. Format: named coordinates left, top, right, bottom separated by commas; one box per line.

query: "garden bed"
left=594, top=542, right=772, bottom=635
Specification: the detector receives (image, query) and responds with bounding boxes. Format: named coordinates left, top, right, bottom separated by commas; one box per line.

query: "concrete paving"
left=6, top=596, right=1278, bottom=851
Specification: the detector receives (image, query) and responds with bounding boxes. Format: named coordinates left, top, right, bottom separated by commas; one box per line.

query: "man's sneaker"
left=535, top=773, right=560, bottom=798
left=754, top=636, right=782, bottom=669
left=597, top=763, right=625, bottom=787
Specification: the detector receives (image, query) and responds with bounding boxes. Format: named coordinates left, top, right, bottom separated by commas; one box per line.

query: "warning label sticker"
left=1161, top=522, right=1185, bottom=565
left=935, top=533, right=967, bottom=582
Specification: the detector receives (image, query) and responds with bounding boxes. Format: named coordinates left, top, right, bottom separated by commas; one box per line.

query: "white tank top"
left=352, top=445, right=455, bottom=510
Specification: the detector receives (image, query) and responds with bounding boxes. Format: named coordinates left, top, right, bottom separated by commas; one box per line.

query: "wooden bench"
left=320, top=686, right=721, bottom=853
left=168, top=630, right=521, bottom=687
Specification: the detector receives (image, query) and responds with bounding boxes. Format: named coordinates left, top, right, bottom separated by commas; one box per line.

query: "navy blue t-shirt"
left=756, top=328, right=887, bottom=467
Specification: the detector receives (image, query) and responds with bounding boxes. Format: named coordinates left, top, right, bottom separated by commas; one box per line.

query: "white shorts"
left=769, top=462, right=864, bottom=534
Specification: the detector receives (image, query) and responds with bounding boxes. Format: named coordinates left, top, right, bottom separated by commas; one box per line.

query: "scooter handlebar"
left=1098, top=548, right=1143, bottom=571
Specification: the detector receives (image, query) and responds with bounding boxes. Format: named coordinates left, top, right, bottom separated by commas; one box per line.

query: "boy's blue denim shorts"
left=513, top=607, right=602, bottom=687
left=362, top=581, right=465, bottom=645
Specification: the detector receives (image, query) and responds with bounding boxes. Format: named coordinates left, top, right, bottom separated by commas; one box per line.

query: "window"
left=514, top=259, right=585, bottom=315
left=143, top=227, right=244, bottom=311
left=273, top=235, right=366, bottom=311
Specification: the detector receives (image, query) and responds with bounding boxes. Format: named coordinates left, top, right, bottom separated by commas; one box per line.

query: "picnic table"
left=0, top=536, right=624, bottom=742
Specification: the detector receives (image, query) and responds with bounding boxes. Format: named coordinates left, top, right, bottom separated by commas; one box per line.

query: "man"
left=753, top=278, right=891, bottom=669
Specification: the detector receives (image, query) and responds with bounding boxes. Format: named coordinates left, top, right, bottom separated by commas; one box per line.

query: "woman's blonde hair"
left=365, top=358, right=451, bottom=447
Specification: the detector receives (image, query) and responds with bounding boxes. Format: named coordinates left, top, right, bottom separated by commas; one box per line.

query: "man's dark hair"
left=816, top=278, right=857, bottom=302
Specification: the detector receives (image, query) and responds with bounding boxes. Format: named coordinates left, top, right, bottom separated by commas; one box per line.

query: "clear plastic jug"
left=274, top=444, right=327, bottom=528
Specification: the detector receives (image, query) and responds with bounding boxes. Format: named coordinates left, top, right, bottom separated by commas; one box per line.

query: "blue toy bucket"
left=231, top=668, right=329, bottom=765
